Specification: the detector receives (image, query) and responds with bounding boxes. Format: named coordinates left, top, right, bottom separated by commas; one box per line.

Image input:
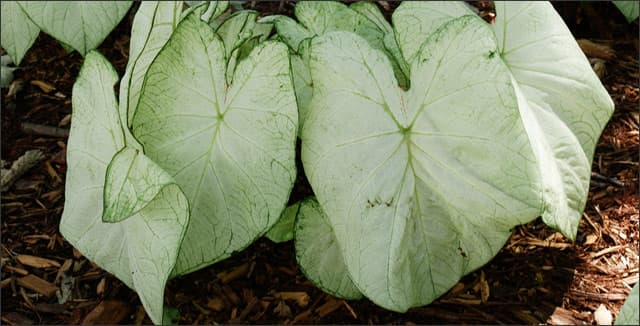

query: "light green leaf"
left=295, top=1, right=382, bottom=42
left=215, top=11, right=273, bottom=84
left=616, top=283, right=639, bottom=325
left=350, top=2, right=392, bottom=34
left=0, top=1, right=40, bottom=65
left=216, top=10, right=260, bottom=59
left=60, top=51, right=189, bottom=325
left=295, top=198, right=363, bottom=300
left=349, top=1, right=409, bottom=88
left=133, top=14, right=297, bottom=276
left=392, top=1, right=614, bottom=240
left=393, top=1, right=474, bottom=68
left=303, top=16, right=542, bottom=312
left=269, top=1, right=408, bottom=131
left=119, top=1, right=181, bottom=136
left=265, top=201, right=300, bottom=243
left=17, top=1, right=132, bottom=55
left=235, top=30, right=271, bottom=63
left=183, top=1, right=229, bottom=27
left=201, top=1, right=230, bottom=24
left=295, top=1, right=407, bottom=86
left=613, top=1, right=639, bottom=22
left=258, top=15, right=313, bottom=53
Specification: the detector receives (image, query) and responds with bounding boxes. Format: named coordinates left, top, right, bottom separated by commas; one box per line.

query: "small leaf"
left=350, top=2, right=393, bottom=34
left=216, top=10, right=260, bottom=59
left=259, top=15, right=313, bottom=53
left=265, top=201, right=301, bottom=243
left=393, top=1, right=474, bottom=68
left=216, top=11, right=273, bottom=84
left=103, top=147, right=177, bottom=223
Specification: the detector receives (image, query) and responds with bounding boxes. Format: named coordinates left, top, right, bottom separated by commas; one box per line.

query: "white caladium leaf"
left=493, top=2, right=613, bottom=240
left=17, top=1, right=132, bottom=55
left=616, top=283, right=639, bottom=325
left=133, top=14, right=297, bottom=276
left=0, top=1, right=40, bottom=65
left=303, top=16, right=543, bottom=312
left=120, top=1, right=182, bottom=130
left=295, top=198, right=363, bottom=300
left=60, top=51, right=189, bottom=324
left=393, top=1, right=614, bottom=240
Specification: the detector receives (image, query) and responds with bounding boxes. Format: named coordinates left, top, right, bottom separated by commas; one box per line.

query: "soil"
left=1, top=1, right=638, bottom=325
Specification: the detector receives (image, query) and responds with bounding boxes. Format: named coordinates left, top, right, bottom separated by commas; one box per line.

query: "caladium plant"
left=61, top=1, right=297, bottom=323
left=0, top=1, right=132, bottom=64
left=61, top=0, right=615, bottom=321
left=268, top=0, right=614, bottom=313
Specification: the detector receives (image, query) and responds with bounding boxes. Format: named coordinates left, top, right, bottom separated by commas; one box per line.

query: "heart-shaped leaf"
left=132, top=13, right=297, bottom=275
left=302, top=16, right=542, bottom=311
left=18, top=1, right=132, bottom=55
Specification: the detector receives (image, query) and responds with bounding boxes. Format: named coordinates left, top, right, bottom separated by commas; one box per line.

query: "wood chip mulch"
left=1, top=2, right=638, bottom=325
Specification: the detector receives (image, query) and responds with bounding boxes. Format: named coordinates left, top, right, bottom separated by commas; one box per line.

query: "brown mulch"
left=1, top=2, right=638, bottom=325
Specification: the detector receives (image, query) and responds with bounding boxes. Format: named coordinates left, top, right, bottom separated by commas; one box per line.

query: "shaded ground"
left=1, top=1, right=638, bottom=324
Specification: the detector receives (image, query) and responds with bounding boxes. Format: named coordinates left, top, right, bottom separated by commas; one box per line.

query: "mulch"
left=1, top=1, right=638, bottom=324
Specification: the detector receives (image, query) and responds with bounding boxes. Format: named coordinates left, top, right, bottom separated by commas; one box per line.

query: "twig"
left=1, top=150, right=45, bottom=192
left=591, top=172, right=625, bottom=187
left=341, top=300, right=358, bottom=319
left=591, top=245, right=625, bottom=258
left=521, top=238, right=573, bottom=249
left=21, top=123, right=69, bottom=138
left=570, top=289, right=628, bottom=301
